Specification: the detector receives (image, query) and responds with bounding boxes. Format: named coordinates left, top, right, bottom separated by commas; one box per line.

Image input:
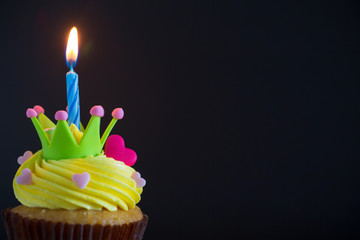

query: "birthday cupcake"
left=2, top=105, right=148, bottom=240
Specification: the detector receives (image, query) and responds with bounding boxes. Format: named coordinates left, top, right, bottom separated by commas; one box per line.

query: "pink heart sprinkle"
left=17, top=151, right=33, bottom=165
left=90, top=105, right=104, bottom=117
left=26, top=108, right=38, bottom=118
left=55, top=110, right=68, bottom=121
left=72, top=172, right=90, bottom=189
left=104, top=135, right=137, bottom=166
left=33, top=105, right=44, bottom=114
left=16, top=168, right=33, bottom=185
left=112, top=108, right=124, bottom=119
left=131, top=171, right=146, bottom=188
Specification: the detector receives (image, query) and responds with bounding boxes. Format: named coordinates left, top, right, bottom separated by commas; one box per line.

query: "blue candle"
left=66, top=27, right=80, bottom=129
left=66, top=68, right=80, bottom=128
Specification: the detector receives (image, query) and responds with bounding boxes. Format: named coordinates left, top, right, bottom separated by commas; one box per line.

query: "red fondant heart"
left=104, top=135, right=137, bottom=166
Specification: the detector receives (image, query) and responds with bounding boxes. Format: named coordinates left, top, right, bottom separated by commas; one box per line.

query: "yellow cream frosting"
left=13, top=151, right=143, bottom=211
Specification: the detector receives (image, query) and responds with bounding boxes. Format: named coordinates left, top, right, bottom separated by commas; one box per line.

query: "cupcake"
left=2, top=105, right=148, bottom=240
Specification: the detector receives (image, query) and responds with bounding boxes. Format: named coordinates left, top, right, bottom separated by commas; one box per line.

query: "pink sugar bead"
left=112, top=108, right=124, bottom=119
left=55, top=110, right=68, bottom=121
left=90, top=105, right=104, bottom=117
left=33, top=105, right=44, bottom=114
left=26, top=108, right=38, bottom=118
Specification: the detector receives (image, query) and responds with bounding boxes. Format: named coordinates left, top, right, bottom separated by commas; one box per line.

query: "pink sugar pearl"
left=55, top=110, right=68, bottom=121
left=112, top=108, right=124, bottom=119
left=33, top=105, right=44, bottom=114
left=26, top=108, right=38, bottom=118
left=90, top=105, right=104, bottom=117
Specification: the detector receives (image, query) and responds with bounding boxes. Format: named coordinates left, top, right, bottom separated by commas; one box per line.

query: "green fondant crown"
left=27, top=105, right=124, bottom=160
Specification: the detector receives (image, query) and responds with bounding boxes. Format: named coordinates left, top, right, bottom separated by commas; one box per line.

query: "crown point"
left=26, top=108, right=38, bottom=118
left=33, top=105, right=44, bottom=114
left=90, top=105, right=104, bottom=117
left=55, top=110, right=68, bottom=121
left=112, top=108, right=124, bottom=119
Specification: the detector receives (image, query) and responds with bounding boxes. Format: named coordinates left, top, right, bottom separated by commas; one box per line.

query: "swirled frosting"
left=13, top=151, right=143, bottom=211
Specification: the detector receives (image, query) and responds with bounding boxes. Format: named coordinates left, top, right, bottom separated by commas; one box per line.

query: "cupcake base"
left=2, top=208, right=148, bottom=240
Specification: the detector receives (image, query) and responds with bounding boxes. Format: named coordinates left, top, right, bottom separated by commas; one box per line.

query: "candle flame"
left=66, top=27, right=78, bottom=69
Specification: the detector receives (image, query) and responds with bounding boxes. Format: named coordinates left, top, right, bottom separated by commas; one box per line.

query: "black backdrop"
left=0, top=1, right=359, bottom=239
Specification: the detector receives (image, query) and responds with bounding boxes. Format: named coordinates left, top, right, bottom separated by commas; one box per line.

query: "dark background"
left=0, top=1, right=359, bottom=239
